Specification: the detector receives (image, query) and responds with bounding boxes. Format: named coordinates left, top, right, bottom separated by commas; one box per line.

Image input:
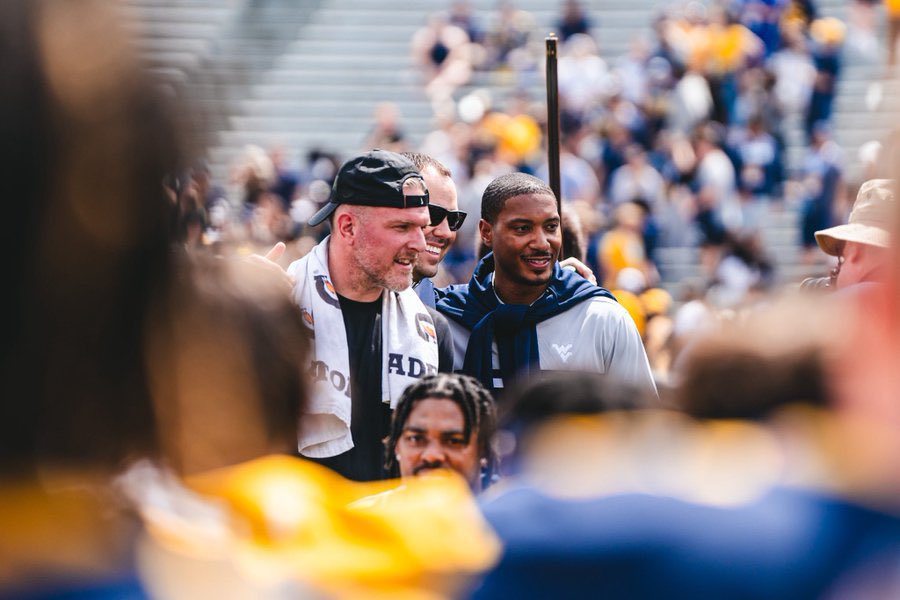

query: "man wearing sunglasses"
left=401, top=152, right=467, bottom=309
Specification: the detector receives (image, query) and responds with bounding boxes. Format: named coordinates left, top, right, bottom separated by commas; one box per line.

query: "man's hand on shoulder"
left=559, top=257, right=597, bottom=286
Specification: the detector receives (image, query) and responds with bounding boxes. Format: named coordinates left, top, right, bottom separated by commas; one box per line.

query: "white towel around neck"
left=287, top=237, right=440, bottom=458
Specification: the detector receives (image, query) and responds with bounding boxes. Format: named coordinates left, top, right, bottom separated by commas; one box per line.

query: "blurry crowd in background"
left=171, top=0, right=897, bottom=383
left=8, top=0, right=900, bottom=598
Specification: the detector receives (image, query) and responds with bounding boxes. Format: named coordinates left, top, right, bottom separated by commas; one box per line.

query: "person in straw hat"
left=813, top=179, right=894, bottom=291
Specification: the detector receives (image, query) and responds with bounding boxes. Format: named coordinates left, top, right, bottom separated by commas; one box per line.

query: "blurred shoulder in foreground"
left=474, top=294, right=900, bottom=598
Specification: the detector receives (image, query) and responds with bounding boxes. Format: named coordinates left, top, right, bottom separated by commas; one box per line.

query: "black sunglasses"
left=428, top=204, right=467, bottom=231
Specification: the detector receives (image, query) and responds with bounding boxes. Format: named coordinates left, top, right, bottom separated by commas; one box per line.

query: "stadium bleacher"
left=120, top=0, right=897, bottom=294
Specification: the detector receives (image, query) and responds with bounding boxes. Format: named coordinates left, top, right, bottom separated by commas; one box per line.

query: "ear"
left=843, top=241, right=864, bottom=265
left=479, top=218, right=493, bottom=249
left=335, top=210, right=356, bottom=243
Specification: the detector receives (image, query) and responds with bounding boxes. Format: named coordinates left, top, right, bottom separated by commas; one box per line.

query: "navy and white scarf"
left=436, top=253, right=615, bottom=393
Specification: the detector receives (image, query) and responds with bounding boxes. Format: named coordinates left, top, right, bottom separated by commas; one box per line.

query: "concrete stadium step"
left=125, top=20, right=221, bottom=38
left=288, top=40, right=415, bottom=55
left=300, top=24, right=430, bottom=42
left=212, top=132, right=370, bottom=154
left=249, top=78, right=424, bottom=94
left=658, top=264, right=702, bottom=283
left=141, top=51, right=204, bottom=72
left=120, top=6, right=234, bottom=23
left=228, top=115, right=433, bottom=132
left=657, top=258, right=829, bottom=292
left=243, top=83, right=423, bottom=100
left=761, top=228, right=802, bottom=248
left=274, top=54, right=415, bottom=69
left=655, top=247, right=699, bottom=264
left=121, top=0, right=240, bottom=7
left=778, top=263, right=832, bottom=285
left=133, top=37, right=214, bottom=55
left=237, top=99, right=433, bottom=118
left=259, top=70, right=420, bottom=85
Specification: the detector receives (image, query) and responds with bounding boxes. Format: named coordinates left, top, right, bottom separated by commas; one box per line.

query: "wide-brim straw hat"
left=815, top=179, right=894, bottom=256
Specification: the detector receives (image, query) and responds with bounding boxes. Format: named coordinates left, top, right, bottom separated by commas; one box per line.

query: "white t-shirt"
left=446, top=295, right=658, bottom=397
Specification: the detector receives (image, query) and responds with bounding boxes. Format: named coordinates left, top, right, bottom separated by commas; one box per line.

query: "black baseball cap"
left=307, top=149, right=429, bottom=226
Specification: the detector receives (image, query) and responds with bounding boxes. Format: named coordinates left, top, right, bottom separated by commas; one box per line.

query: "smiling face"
left=345, top=177, right=430, bottom=296
left=415, top=166, right=459, bottom=281
left=480, top=192, right=561, bottom=304
left=351, top=204, right=429, bottom=294
left=396, top=397, right=481, bottom=489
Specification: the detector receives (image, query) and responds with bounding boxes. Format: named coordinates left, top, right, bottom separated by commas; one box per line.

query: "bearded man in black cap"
left=287, top=149, right=453, bottom=481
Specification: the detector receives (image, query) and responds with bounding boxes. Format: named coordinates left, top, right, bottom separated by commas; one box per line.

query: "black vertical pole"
left=545, top=33, right=561, bottom=216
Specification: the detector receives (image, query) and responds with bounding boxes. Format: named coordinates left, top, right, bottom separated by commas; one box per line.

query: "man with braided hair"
left=384, top=374, right=498, bottom=492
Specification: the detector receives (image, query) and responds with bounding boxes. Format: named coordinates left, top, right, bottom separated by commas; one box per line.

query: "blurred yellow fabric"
left=139, top=455, right=500, bottom=599
left=810, top=17, right=846, bottom=45
left=639, top=287, right=673, bottom=317
left=706, top=24, right=755, bottom=74
left=599, top=227, right=646, bottom=289
left=611, top=289, right=647, bottom=337
left=0, top=475, right=139, bottom=594
left=481, top=112, right=541, bottom=163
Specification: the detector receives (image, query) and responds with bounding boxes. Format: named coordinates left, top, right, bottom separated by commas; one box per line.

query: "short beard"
left=350, top=207, right=416, bottom=292
left=356, top=248, right=415, bottom=292
left=382, top=270, right=414, bottom=292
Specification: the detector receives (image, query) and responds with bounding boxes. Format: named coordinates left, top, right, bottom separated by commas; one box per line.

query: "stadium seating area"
left=119, top=0, right=896, bottom=295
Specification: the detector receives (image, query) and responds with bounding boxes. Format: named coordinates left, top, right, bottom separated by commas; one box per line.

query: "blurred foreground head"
left=0, top=0, right=187, bottom=594
left=496, top=372, right=655, bottom=481
left=1, top=0, right=182, bottom=474
left=147, top=257, right=310, bottom=476
left=674, top=299, right=836, bottom=421
left=675, top=283, right=900, bottom=501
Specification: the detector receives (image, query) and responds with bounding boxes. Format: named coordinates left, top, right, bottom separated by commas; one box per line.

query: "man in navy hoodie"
left=436, top=172, right=656, bottom=396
